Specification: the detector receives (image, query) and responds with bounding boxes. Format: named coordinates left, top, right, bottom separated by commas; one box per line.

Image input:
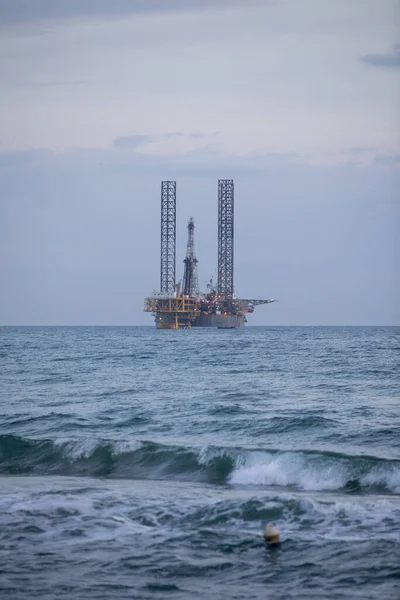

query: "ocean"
left=0, top=326, right=399, bottom=599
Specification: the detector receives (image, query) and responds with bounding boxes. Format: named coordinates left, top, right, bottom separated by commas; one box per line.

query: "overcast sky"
left=0, top=0, right=399, bottom=325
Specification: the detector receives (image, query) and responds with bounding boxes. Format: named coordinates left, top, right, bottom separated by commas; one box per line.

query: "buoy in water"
left=264, top=523, right=280, bottom=544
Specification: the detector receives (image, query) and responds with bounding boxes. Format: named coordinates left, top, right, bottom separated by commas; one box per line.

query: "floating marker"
left=264, top=523, right=280, bottom=544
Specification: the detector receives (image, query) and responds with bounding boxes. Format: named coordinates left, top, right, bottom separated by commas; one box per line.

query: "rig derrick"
left=182, top=218, right=199, bottom=297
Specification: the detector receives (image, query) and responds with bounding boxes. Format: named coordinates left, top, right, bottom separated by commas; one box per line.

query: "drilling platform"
left=144, top=179, right=276, bottom=328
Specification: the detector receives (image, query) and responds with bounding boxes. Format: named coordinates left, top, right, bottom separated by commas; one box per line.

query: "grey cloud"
left=162, top=132, right=185, bottom=139
left=0, top=145, right=310, bottom=185
left=373, top=153, right=400, bottom=167
left=113, top=132, right=219, bottom=150
left=360, top=43, right=400, bottom=68
left=37, top=80, right=86, bottom=88
left=0, top=145, right=365, bottom=180
left=346, top=147, right=375, bottom=155
left=113, top=135, right=154, bottom=150
left=0, top=0, right=266, bottom=27
left=163, top=132, right=219, bottom=140
left=191, top=132, right=219, bottom=140
left=2, top=146, right=398, bottom=180
left=0, top=148, right=52, bottom=167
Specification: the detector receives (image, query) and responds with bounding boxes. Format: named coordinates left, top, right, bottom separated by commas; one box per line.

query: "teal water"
left=1, top=326, right=399, bottom=599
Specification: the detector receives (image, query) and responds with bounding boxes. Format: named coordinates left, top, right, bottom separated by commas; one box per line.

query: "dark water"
left=0, top=326, right=399, bottom=599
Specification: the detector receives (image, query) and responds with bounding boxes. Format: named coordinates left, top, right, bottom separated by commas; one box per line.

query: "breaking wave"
left=0, top=435, right=399, bottom=494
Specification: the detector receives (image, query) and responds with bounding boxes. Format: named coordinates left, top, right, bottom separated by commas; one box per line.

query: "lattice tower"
left=160, top=181, right=176, bottom=295
left=217, top=179, right=234, bottom=298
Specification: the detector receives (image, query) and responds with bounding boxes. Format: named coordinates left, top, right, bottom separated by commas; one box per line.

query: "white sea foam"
left=229, top=452, right=346, bottom=490
left=6, top=492, right=94, bottom=516
left=112, top=439, right=143, bottom=455
left=361, top=467, right=400, bottom=494
left=53, top=438, right=142, bottom=459
left=54, top=438, right=99, bottom=459
left=198, top=445, right=232, bottom=465
left=229, top=451, right=400, bottom=493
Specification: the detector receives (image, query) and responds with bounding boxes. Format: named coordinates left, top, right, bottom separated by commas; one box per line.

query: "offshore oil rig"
left=144, top=179, right=276, bottom=328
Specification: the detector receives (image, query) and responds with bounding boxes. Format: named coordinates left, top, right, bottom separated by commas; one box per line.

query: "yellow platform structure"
left=144, top=295, right=200, bottom=329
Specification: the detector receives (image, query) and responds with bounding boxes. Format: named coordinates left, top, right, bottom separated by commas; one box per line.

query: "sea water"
left=0, top=326, right=399, bottom=599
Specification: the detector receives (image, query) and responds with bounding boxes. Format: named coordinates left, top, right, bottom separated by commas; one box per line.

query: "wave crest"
left=0, top=435, right=399, bottom=493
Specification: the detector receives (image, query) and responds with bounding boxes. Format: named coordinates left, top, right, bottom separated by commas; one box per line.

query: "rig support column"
left=160, top=181, right=176, bottom=295
left=218, top=179, right=234, bottom=298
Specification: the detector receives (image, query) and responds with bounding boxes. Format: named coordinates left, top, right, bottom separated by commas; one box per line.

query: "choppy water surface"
left=0, top=326, right=399, bottom=599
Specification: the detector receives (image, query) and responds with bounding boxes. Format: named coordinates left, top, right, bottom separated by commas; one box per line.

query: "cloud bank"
left=0, top=0, right=265, bottom=27
left=360, top=43, right=400, bottom=68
